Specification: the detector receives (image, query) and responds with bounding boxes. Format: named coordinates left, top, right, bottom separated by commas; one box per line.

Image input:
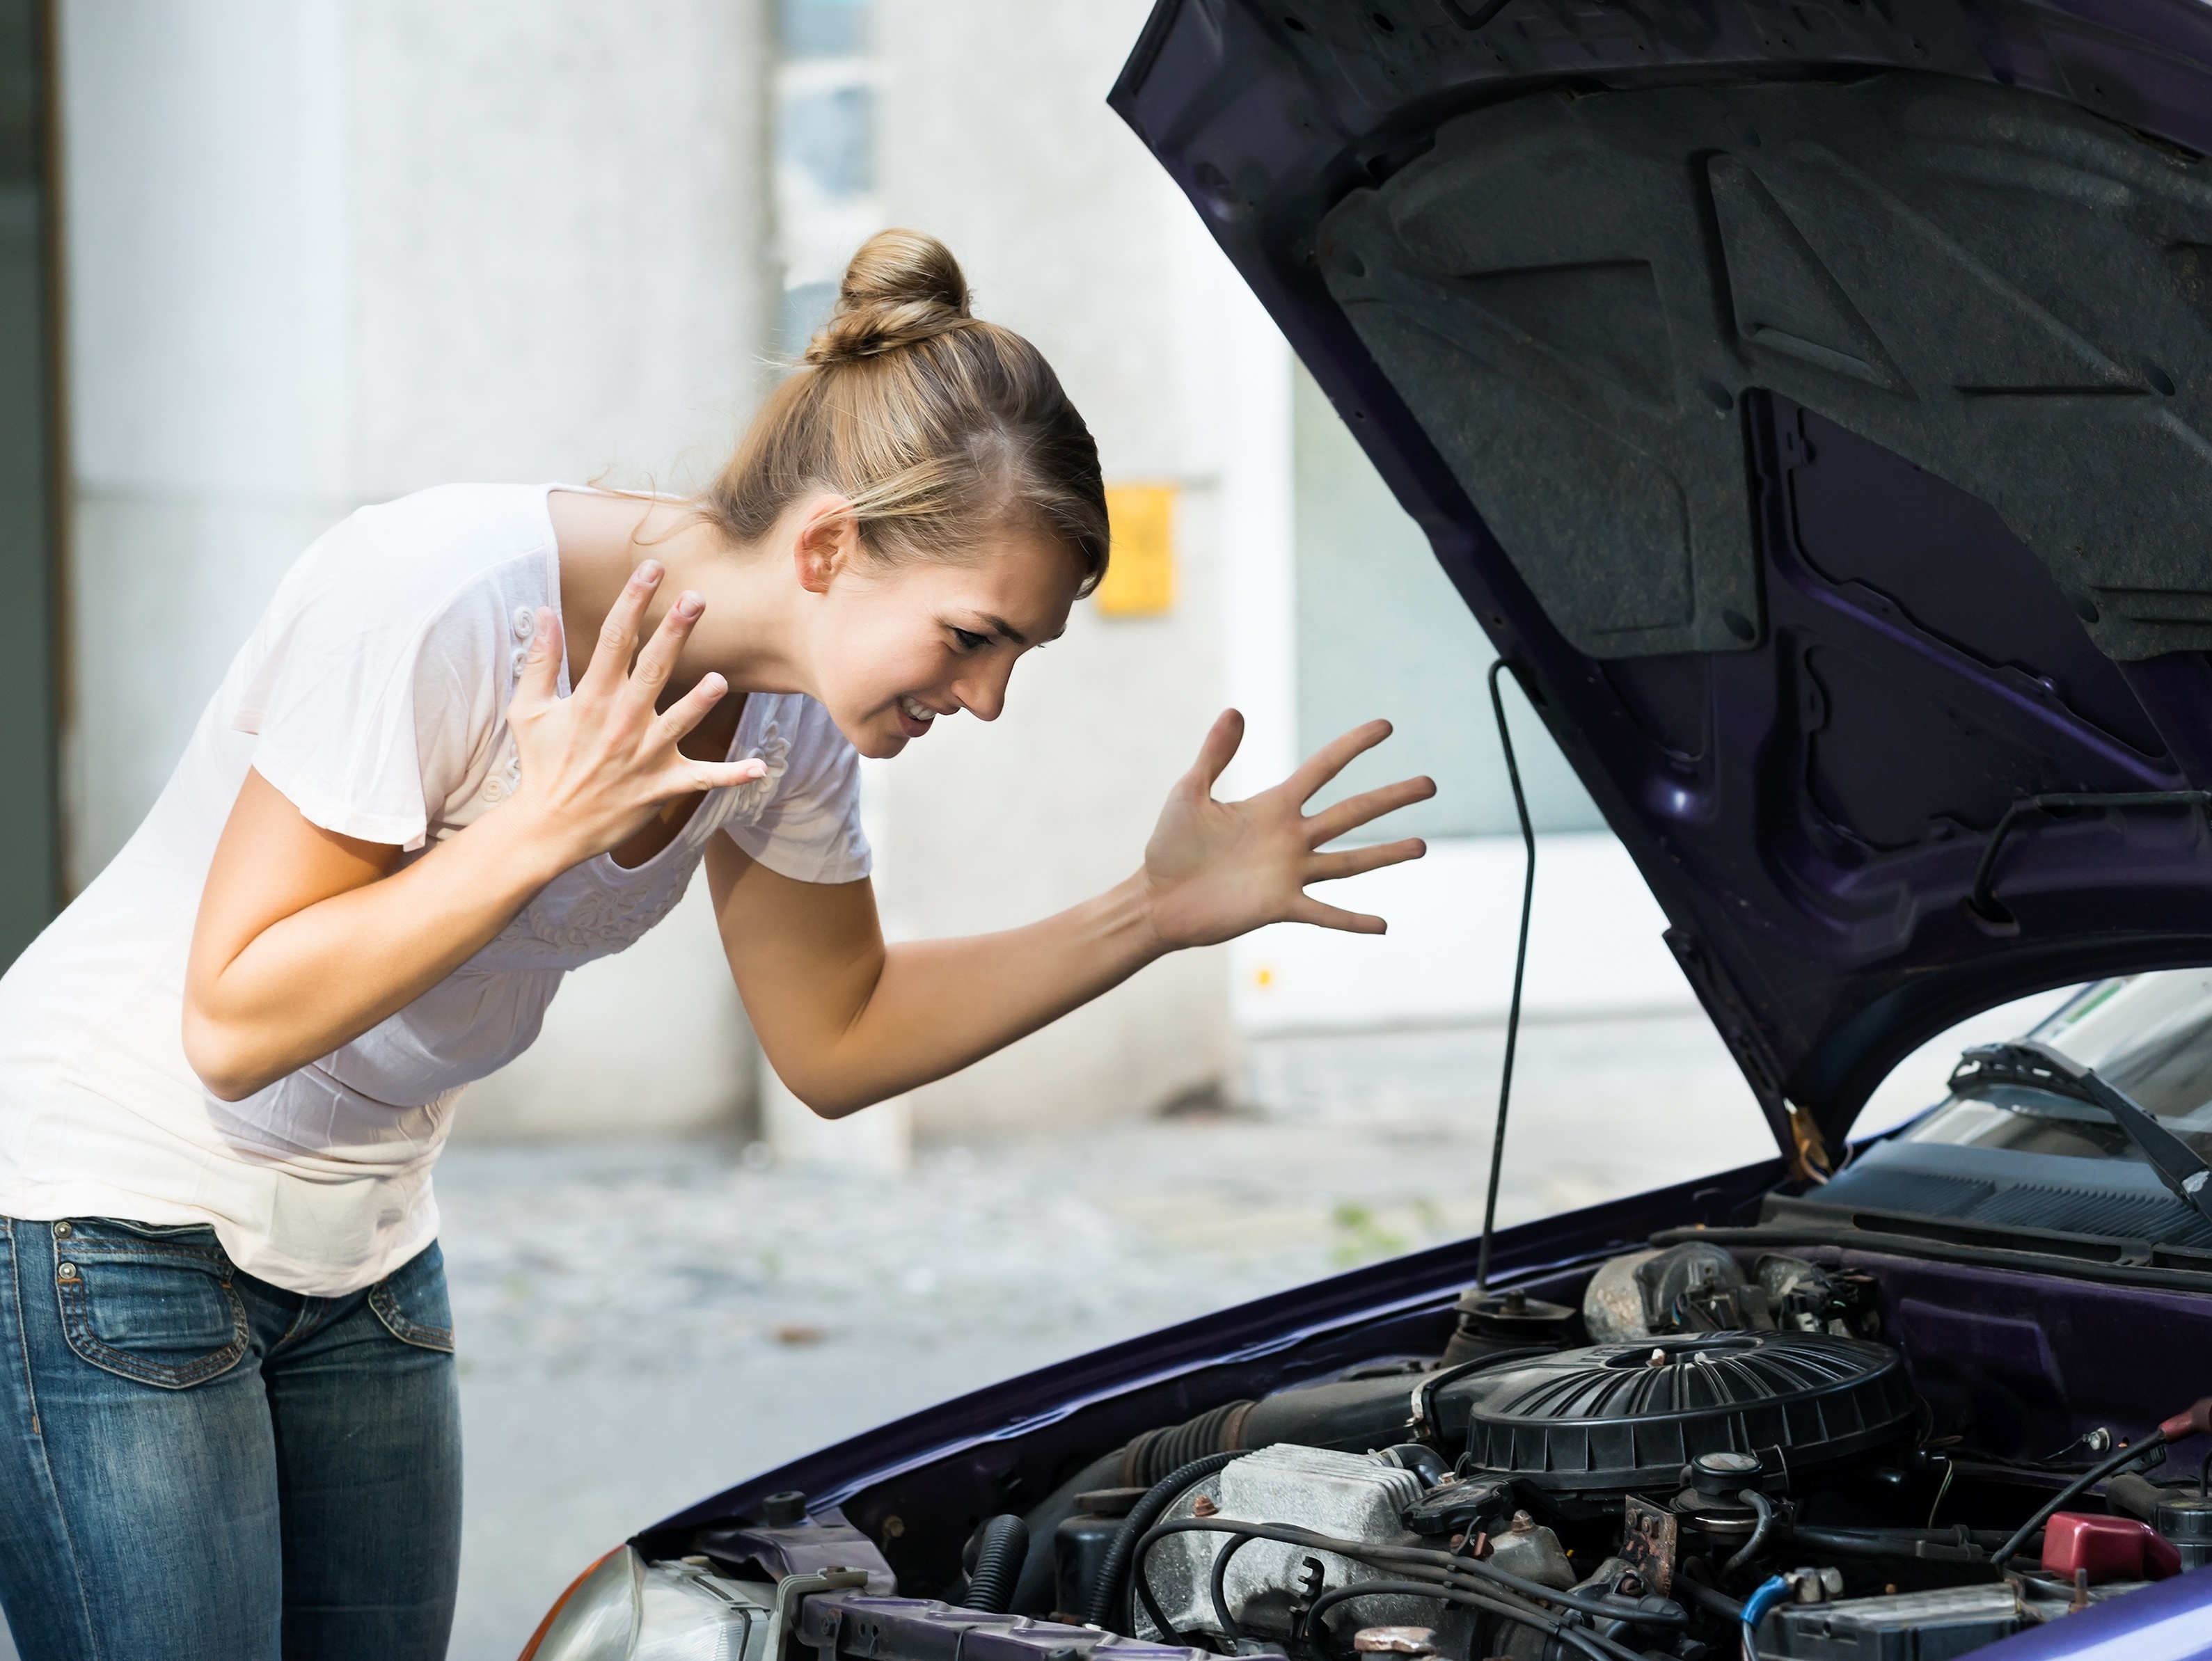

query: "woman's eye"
left=951, top=628, right=988, bottom=651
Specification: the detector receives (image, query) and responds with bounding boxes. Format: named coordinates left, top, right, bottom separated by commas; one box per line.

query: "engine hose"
left=1131, top=1516, right=1686, bottom=1632
left=1119, top=1401, right=1254, bottom=1489
left=1673, top=1574, right=1744, bottom=1622
left=1739, top=1576, right=1792, bottom=1661
left=1992, top=1424, right=2171, bottom=1570
left=1380, top=1443, right=1451, bottom=1486
left=963, top=1515, right=1029, bottom=1614
left=1989, top=1397, right=2212, bottom=1569
left=1303, top=1580, right=1638, bottom=1661
left=1783, top=1523, right=2015, bottom=1559
left=1723, top=1489, right=1775, bottom=1576
left=1084, top=1450, right=1243, bottom=1630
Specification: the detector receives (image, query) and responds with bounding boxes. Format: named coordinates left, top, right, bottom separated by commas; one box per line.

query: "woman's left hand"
left=1139, top=710, right=1435, bottom=949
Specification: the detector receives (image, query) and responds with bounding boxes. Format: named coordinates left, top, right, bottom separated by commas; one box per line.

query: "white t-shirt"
left=0, top=484, right=870, bottom=1295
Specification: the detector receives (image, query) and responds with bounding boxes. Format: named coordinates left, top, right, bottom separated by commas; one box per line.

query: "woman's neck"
left=550, top=488, right=811, bottom=701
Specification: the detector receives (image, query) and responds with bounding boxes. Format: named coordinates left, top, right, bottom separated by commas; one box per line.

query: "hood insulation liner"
left=1320, top=72, right=2212, bottom=664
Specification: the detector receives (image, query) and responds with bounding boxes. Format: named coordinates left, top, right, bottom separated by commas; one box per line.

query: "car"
left=516, top=2, right=2212, bottom=1658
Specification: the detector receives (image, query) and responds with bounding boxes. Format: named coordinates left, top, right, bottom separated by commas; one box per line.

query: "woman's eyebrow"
left=969, top=612, right=1066, bottom=646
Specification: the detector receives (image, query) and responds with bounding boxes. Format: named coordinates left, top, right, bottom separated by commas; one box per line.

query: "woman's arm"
left=710, top=710, right=1432, bottom=1115
left=183, top=566, right=764, bottom=1101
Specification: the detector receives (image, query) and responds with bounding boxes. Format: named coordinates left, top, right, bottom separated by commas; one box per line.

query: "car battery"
left=1753, top=1584, right=2033, bottom=1659
left=1754, top=1577, right=2154, bottom=1659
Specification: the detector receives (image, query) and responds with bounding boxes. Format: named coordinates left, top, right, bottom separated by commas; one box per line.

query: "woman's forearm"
left=184, top=774, right=575, bottom=1101
left=837, top=875, right=1168, bottom=1108
left=732, top=864, right=1171, bottom=1117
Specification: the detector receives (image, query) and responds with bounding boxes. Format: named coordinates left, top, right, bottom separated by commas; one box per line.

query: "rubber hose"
left=965, top=1515, right=1029, bottom=1614
left=1723, top=1489, right=1774, bottom=1576
left=1783, top=1523, right=2014, bottom=1558
left=1121, top=1401, right=1254, bottom=1489
left=1084, top=1450, right=1243, bottom=1630
left=1993, top=1427, right=2170, bottom=1569
left=1672, top=1573, right=1744, bottom=1622
left=1380, top=1443, right=1450, bottom=1486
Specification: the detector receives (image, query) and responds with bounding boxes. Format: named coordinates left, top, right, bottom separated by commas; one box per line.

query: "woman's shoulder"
left=268, top=485, right=560, bottom=636
left=333, top=483, right=558, bottom=572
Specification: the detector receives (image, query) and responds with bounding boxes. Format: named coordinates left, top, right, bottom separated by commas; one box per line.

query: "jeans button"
left=56, top=1262, right=77, bottom=1281
left=52, top=1221, right=70, bottom=1238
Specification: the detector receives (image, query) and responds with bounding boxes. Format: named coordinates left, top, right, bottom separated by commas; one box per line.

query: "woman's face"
left=809, top=527, right=1085, bottom=760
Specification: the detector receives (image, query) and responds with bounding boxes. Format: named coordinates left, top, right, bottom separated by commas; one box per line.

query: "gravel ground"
left=439, top=1013, right=1776, bottom=1658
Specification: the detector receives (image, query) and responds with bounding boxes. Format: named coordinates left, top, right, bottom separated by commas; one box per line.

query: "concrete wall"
left=58, top=0, right=774, bottom=1138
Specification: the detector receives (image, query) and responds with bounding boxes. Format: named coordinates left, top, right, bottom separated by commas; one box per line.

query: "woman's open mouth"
left=894, top=695, right=938, bottom=737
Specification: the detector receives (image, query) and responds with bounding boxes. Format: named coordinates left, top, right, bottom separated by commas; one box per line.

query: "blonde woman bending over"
left=0, top=230, right=1432, bottom=1661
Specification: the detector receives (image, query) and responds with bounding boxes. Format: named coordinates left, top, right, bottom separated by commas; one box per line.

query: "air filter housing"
left=1451, top=1331, right=1915, bottom=1496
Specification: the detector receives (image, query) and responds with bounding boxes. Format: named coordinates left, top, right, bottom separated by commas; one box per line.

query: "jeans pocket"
left=52, top=1218, right=250, bottom=1390
left=368, top=1240, right=455, bottom=1353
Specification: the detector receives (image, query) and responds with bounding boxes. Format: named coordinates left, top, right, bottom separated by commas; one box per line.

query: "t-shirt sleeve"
left=722, top=696, right=873, bottom=884
left=231, top=518, right=504, bottom=852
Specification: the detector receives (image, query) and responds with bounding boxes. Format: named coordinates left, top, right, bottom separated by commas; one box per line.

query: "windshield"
left=1906, top=971, right=2212, bottom=1163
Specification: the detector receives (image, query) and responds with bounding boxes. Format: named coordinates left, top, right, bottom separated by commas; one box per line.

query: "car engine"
left=597, top=1243, right=2212, bottom=1661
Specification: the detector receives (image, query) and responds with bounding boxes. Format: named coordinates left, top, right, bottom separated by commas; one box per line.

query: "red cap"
left=2158, top=1398, right=2212, bottom=1441
left=2041, top=1513, right=2182, bottom=1584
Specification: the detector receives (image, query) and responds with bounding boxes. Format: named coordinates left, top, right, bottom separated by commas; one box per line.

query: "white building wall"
left=58, top=0, right=775, bottom=1138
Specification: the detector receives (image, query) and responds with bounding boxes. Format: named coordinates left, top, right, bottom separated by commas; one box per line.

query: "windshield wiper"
left=1950, top=1041, right=2212, bottom=1228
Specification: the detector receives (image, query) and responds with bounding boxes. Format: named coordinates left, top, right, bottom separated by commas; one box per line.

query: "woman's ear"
left=791, top=495, right=860, bottom=595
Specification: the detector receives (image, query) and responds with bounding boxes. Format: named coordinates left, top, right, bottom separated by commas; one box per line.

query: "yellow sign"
left=1097, top=484, right=1177, bottom=617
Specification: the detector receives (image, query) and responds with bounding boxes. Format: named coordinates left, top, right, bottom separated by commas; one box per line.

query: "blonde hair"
left=702, top=230, right=1109, bottom=593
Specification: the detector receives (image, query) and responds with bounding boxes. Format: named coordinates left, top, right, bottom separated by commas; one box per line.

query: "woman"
left=0, top=230, right=1430, bottom=1659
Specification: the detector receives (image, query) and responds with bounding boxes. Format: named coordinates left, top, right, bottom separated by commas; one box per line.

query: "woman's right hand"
left=503, top=562, right=766, bottom=868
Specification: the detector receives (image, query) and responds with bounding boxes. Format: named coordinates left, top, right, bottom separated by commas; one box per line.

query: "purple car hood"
left=1110, top=0, right=2212, bottom=1165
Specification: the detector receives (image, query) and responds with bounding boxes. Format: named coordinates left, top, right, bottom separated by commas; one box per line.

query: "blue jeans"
left=0, top=1216, right=461, bottom=1660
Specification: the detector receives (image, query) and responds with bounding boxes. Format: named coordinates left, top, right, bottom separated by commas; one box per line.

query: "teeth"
left=900, top=696, right=935, bottom=723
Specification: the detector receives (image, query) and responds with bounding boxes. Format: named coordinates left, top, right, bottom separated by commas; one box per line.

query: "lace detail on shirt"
left=471, top=713, right=791, bottom=973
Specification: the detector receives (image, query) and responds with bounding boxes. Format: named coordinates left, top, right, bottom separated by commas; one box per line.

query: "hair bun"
left=804, top=229, right=974, bottom=366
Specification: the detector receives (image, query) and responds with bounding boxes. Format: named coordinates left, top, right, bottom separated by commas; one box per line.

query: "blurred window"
left=782, top=0, right=868, bottom=58
left=779, top=84, right=874, bottom=202
left=1292, top=363, right=1604, bottom=841
left=774, top=0, right=878, bottom=363
left=0, top=0, right=56, bottom=967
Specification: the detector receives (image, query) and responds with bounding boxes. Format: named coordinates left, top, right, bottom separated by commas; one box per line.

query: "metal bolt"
left=1192, top=1495, right=1219, bottom=1518
left=56, top=1263, right=77, bottom=1280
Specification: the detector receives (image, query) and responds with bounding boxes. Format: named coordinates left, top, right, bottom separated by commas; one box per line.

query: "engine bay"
left=625, top=1237, right=2212, bottom=1661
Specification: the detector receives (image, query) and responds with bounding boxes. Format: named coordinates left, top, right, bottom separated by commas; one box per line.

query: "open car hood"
left=1111, top=0, right=2212, bottom=1167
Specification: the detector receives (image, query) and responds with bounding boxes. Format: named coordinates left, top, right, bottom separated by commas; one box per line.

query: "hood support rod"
left=1476, top=660, right=1537, bottom=1296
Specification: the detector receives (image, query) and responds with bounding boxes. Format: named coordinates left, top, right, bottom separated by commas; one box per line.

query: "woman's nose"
left=952, top=662, right=1012, bottom=723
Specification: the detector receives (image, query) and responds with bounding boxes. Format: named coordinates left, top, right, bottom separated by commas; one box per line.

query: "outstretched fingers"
left=653, top=669, right=731, bottom=748
left=628, top=587, right=703, bottom=705
left=1305, top=774, right=1437, bottom=845
left=580, top=560, right=663, bottom=694
left=1286, top=719, right=1395, bottom=804
left=1287, top=894, right=1389, bottom=935
left=1185, top=708, right=1245, bottom=796
left=686, top=755, right=770, bottom=794
left=1306, top=836, right=1426, bottom=884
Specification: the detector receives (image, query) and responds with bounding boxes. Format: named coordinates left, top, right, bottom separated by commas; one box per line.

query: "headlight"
left=520, top=1545, right=773, bottom=1661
